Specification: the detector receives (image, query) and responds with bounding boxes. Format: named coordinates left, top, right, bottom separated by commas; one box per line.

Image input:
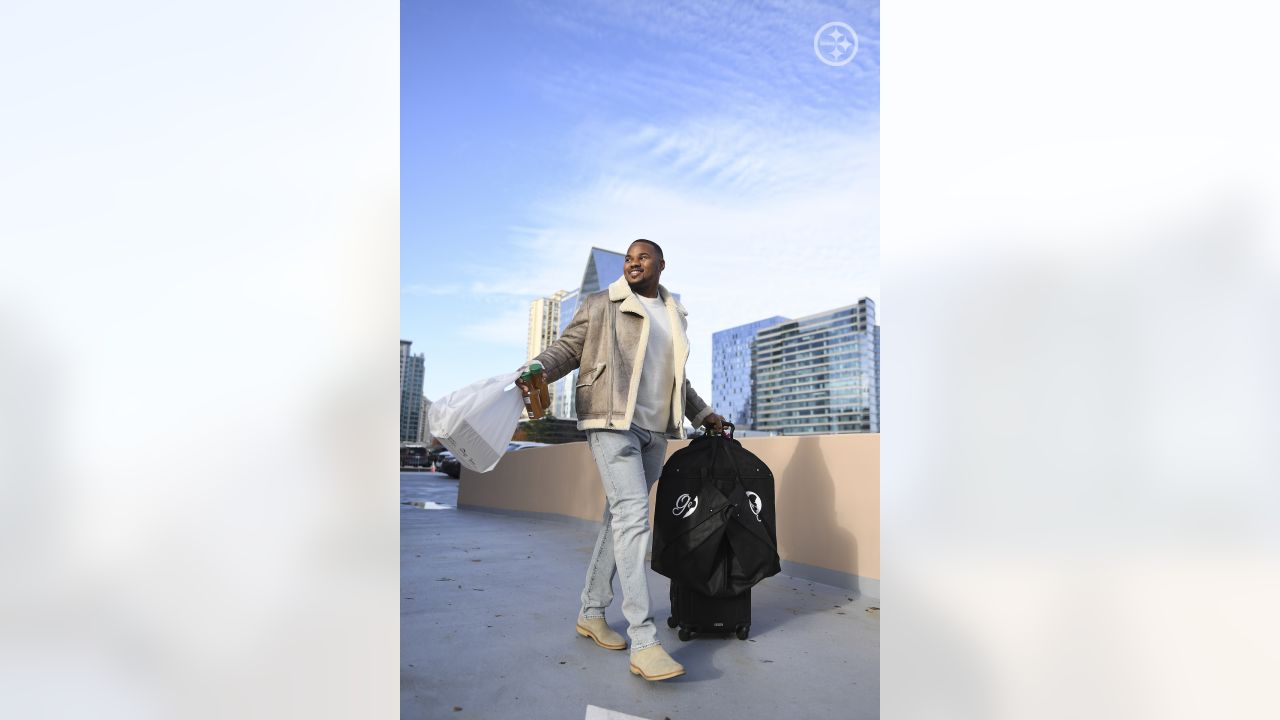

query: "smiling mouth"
left=628, top=269, right=643, bottom=278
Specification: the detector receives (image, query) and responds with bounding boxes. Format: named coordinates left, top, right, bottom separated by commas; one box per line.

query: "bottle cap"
left=529, top=361, right=543, bottom=373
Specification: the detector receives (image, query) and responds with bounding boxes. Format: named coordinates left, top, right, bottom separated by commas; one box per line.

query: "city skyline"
left=402, top=1, right=880, bottom=402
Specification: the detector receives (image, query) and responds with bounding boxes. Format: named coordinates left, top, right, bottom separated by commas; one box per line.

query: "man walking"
left=518, top=239, right=725, bottom=681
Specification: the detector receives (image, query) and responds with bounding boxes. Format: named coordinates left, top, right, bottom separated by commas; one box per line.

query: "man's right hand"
left=514, top=366, right=545, bottom=397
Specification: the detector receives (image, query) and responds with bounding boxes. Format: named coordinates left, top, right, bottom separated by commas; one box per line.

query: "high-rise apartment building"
left=712, top=316, right=789, bottom=430
left=753, top=299, right=879, bottom=435
left=527, top=290, right=569, bottom=417
left=400, top=340, right=426, bottom=442
left=528, top=290, right=569, bottom=359
left=873, top=324, right=880, bottom=421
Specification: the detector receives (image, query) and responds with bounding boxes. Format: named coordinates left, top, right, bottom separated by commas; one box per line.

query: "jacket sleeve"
left=683, top=379, right=714, bottom=427
left=530, top=296, right=589, bottom=384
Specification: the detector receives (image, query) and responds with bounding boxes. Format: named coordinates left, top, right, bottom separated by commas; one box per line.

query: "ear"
left=660, top=258, right=667, bottom=271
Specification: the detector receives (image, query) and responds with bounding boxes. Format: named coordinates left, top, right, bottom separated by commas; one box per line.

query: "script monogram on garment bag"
left=673, top=493, right=698, bottom=519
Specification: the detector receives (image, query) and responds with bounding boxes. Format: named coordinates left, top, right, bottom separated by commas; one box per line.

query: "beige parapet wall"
left=458, top=433, right=879, bottom=583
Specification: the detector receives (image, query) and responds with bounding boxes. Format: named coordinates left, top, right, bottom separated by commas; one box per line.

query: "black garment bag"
left=651, top=423, right=781, bottom=598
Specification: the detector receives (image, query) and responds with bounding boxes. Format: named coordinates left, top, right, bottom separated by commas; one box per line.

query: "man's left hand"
left=702, top=413, right=727, bottom=435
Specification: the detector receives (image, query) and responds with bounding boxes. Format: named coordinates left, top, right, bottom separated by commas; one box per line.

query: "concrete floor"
left=402, top=471, right=879, bottom=720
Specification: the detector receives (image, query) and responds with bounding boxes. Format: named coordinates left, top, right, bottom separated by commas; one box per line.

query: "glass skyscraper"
left=578, top=247, right=626, bottom=297
left=753, top=299, right=879, bottom=435
left=712, top=316, right=789, bottom=429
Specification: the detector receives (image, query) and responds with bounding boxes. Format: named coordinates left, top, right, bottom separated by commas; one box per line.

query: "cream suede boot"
left=575, top=616, right=626, bottom=650
left=628, top=644, right=685, bottom=681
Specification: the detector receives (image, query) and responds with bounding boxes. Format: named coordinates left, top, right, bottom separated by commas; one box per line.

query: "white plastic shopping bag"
left=428, top=372, right=524, bottom=474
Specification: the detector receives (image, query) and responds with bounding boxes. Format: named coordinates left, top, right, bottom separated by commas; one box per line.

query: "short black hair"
left=629, top=238, right=664, bottom=260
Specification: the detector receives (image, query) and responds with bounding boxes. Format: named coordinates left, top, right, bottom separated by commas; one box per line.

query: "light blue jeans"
left=580, top=424, right=668, bottom=652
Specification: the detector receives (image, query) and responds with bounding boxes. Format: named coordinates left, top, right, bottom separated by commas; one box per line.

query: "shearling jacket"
left=532, top=276, right=715, bottom=438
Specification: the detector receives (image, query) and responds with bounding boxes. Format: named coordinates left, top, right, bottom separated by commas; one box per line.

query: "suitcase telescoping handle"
left=715, top=421, right=735, bottom=439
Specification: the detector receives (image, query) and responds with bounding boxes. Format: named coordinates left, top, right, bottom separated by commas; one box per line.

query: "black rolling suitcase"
left=667, top=580, right=752, bottom=640
left=652, top=422, right=779, bottom=642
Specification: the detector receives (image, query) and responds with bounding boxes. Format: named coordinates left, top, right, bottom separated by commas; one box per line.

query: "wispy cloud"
left=519, top=0, right=880, bottom=121
left=456, top=306, right=530, bottom=349
left=606, top=115, right=878, bottom=197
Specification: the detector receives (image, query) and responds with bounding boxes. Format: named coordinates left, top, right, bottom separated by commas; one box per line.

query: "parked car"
left=436, top=450, right=461, bottom=480
left=506, top=441, right=549, bottom=452
left=400, top=444, right=431, bottom=470
left=427, top=447, right=448, bottom=467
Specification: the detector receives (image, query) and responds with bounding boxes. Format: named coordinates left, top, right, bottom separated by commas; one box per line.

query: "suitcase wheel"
left=678, top=628, right=692, bottom=641
left=666, top=616, right=677, bottom=629
left=735, top=624, right=750, bottom=641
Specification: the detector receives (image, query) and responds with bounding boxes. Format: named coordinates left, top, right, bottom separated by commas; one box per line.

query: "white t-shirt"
left=632, top=293, right=676, bottom=432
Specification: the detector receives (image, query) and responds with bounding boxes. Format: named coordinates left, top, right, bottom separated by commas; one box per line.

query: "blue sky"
left=403, top=0, right=879, bottom=402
